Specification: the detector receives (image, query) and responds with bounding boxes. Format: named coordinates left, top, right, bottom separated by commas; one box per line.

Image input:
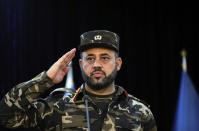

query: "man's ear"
left=116, top=57, right=122, bottom=71
left=79, top=59, right=82, bottom=68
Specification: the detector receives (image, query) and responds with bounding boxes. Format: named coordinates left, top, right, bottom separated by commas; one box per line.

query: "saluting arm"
left=0, top=48, right=76, bottom=129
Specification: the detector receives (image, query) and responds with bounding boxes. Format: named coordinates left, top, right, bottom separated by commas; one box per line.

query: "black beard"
left=81, top=66, right=117, bottom=90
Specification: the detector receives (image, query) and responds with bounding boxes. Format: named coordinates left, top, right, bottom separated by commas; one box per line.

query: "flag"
left=64, top=61, right=76, bottom=96
left=173, top=50, right=199, bottom=131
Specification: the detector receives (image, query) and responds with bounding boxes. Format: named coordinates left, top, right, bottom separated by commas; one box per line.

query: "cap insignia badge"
left=94, top=35, right=102, bottom=40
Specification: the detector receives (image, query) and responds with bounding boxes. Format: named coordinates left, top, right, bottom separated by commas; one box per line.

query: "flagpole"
left=181, top=49, right=187, bottom=72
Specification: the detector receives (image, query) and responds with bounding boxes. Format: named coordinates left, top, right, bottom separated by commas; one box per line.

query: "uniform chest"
left=48, top=102, right=143, bottom=130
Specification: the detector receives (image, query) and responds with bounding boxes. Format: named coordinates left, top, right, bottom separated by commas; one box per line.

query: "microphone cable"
left=84, top=95, right=90, bottom=131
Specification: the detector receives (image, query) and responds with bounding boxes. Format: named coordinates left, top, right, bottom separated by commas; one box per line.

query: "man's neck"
left=85, top=83, right=116, bottom=96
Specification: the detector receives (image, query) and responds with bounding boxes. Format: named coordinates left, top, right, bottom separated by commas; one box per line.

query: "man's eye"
left=87, top=58, right=94, bottom=61
left=102, top=57, right=109, bottom=61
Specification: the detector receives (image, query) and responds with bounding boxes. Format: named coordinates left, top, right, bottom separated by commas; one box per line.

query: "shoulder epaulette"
left=128, top=94, right=150, bottom=108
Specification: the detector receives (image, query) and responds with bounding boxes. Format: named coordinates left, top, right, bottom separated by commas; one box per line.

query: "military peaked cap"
left=78, top=30, right=119, bottom=52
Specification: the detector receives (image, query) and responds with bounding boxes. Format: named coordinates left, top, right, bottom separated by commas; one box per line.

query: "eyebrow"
left=86, top=54, right=95, bottom=57
left=86, top=53, right=111, bottom=57
left=100, top=53, right=111, bottom=57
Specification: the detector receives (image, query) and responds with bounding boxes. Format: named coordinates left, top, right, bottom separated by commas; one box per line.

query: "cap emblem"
left=94, top=35, right=102, bottom=40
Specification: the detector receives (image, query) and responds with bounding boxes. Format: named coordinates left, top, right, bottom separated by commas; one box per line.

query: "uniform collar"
left=73, top=84, right=129, bottom=102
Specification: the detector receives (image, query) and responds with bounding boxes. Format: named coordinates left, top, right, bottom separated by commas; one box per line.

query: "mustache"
left=90, top=68, right=106, bottom=76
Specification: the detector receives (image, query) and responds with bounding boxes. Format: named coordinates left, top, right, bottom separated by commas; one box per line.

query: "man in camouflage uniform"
left=0, top=30, right=157, bottom=131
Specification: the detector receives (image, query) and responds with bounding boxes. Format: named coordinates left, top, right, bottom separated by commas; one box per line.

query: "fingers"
left=64, top=48, right=76, bottom=65
left=59, top=48, right=76, bottom=66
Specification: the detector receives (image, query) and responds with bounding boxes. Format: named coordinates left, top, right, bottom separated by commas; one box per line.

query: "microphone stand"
left=84, top=95, right=91, bottom=131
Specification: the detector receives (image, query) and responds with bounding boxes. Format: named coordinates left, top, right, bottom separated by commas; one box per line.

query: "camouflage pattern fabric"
left=0, top=72, right=157, bottom=131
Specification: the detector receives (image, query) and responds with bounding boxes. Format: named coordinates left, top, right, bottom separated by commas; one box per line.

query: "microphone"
left=84, top=95, right=91, bottom=131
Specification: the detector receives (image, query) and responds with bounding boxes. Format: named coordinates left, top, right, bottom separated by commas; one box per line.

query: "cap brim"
left=78, top=43, right=118, bottom=52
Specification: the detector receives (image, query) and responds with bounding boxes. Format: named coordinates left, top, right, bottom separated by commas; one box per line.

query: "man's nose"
left=93, top=60, right=102, bottom=68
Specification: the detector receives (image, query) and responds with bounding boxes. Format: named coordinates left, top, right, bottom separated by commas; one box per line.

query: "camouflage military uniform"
left=0, top=72, right=157, bottom=131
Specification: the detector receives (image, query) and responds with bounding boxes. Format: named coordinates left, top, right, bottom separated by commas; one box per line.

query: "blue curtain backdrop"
left=0, top=0, right=56, bottom=97
left=0, top=0, right=199, bottom=131
left=0, top=0, right=24, bottom=97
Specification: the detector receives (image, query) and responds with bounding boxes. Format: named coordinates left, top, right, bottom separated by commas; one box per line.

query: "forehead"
left=82, top=48, right=115, bottom=56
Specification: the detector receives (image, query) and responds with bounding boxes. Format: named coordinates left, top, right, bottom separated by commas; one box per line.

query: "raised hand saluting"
left=46, top=48, right=76, bottom=84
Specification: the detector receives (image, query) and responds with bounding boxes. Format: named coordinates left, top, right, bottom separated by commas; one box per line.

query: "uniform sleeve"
left=142, top=106, right=157, bottom=131
left=0, top=71, right=55, bottom=129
